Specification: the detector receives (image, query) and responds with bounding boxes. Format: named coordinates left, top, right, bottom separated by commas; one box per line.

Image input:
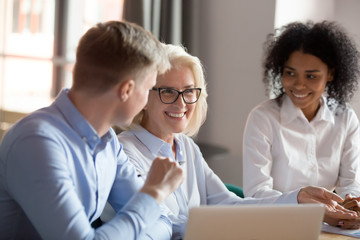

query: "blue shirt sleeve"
left=107, top=145, right=173, bottom=240
left=3, top=132, right=170, bottom=239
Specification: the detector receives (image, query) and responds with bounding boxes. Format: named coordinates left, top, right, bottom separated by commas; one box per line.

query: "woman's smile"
left=290, top=90, right=311, bottom=99
left=166, top=111, right=186, bottom=118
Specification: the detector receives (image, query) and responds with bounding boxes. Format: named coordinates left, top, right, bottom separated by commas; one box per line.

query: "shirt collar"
left=280, top=94, right=334, bottom=125
left=53, top=89, right=112, bottom=149
left=313, top=97, right=335, bottom=124
left=132, top=125, right=185, bottom=164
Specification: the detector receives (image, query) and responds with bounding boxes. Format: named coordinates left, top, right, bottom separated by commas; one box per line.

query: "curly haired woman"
left=243, top=21, right=360, bottom=228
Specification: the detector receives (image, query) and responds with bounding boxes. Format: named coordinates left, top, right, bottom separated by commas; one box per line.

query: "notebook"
left=183, top=204, right=324, bottom=240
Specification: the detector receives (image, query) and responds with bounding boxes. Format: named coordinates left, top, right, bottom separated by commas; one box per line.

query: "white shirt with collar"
left=118, top=125, right=300, bottom=239
left=243, top=94, right=360, bottom=198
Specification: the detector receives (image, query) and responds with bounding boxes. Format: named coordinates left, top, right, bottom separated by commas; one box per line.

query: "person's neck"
left=302, top=102, right=321, bottom=122
left=141, top=122, right=177, bottom=159
left=141, top=121, right=175, bottom=145
left=68, top=89, right=113, bottom=137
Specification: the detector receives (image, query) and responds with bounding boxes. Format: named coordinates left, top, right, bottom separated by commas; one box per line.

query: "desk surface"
left=320, top=232, right=358, bottom=239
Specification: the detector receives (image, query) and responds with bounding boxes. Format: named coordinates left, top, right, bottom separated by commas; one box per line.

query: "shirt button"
left=82, top=137, right=87, bottom=141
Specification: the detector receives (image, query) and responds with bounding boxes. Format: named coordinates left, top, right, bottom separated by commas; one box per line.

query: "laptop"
left=183, top=204, right=324, bottom=240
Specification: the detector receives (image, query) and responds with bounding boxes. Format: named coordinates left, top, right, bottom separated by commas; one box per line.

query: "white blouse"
left=243, top=95, right=360, bottom=198
left=118, top=126, right=299, bottom=239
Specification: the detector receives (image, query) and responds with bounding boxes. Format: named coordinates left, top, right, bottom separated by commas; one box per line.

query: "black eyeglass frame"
left=151, top=87, right=202, bottom=104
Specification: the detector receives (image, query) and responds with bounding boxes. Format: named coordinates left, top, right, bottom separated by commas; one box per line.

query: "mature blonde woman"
left=113, top=44, right=358, bottom=239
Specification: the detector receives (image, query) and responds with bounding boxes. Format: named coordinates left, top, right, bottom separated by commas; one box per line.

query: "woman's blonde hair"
left=129, top=44, right=208, bottom=137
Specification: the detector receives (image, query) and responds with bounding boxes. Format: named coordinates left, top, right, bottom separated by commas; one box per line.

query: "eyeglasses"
left=151, top=87, right=202, bottom=104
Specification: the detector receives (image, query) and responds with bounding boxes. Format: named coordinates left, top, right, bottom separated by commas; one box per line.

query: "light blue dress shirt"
left=0, top=89, right=171, bottom=239
left=118, top=126, right=300, bottom=239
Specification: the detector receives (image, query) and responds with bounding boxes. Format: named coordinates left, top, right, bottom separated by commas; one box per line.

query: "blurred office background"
left=1, top=0, right=360, bottom=187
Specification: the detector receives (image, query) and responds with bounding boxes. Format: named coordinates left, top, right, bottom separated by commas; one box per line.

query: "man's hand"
left=298, top=186, right=358, bottom=227
left=140, top=157, right=184, bottom=203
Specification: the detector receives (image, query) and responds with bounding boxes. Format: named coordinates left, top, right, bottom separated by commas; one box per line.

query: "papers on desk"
left=322, top=223, right=360, bottom=238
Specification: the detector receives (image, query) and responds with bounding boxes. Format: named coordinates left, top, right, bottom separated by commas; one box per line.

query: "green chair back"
left=224, top=183, right=244, bottom=198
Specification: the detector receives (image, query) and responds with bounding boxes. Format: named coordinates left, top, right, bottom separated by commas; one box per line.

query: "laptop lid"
left=183, top=204, right=324, bottom=240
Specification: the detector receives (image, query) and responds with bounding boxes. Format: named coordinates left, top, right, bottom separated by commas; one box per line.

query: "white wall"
left=332, top=0, right=360, bottom=116
left=193, top=0, right=360, bottom=187
left=194, top=0, right=277, bottom=187
left=274, top=0, right=336, bottom=28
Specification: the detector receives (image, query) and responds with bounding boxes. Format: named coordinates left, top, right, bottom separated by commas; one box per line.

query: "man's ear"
left=118, top=79, right=135, bottom=102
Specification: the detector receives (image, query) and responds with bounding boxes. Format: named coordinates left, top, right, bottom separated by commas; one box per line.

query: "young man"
left=0, top=21, right=183, bottom=239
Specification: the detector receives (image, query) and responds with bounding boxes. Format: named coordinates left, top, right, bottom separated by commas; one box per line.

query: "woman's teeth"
left=167, top=112, right=185, bottom=118
left=293, top=92, right=309, bottom=98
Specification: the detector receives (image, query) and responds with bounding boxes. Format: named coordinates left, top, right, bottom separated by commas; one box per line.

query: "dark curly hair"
left=262, top=21, right=360, bottom=106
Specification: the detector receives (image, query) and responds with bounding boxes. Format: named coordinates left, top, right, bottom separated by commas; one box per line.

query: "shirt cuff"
left=121, top=192, right=161, bottom=221
left=275, top=188, right=301, bottom=204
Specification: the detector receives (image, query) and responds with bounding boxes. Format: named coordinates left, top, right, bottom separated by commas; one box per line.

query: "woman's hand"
left=298, top=186, right=358, bottom=227
left=335, top=194, right=360, bottom=229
